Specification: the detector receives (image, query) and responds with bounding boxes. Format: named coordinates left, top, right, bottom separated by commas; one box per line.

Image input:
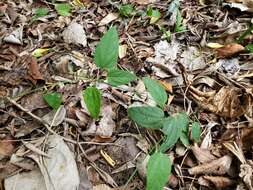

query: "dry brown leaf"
left=0, top=136, right=15, bottom=158
left=190, top=86, right=250, bottom=118
left=28, top=57, right=44, bottom=84
left=191, top=145, right=216, bottom=163
left=98, top=13, right=119, bottom=26
left=188, top=155, right=232, bottom=175
left=199, top=176, right=234, bottom=188
left=216, top=43, right=244, bottom=58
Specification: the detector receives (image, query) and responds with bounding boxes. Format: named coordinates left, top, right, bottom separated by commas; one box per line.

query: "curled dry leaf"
left=216, top=43, right=244, bottom=58
left=188, top=155, right=232, bottom=175
left=198, top=176, right=234, bottom=189
left=190, top=86, right=250, bottom=118
left=239, top=163, right=253, bottom=189
left=191, top=145, right=216, bottom=163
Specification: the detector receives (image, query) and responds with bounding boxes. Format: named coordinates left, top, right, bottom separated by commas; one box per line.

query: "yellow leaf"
left=119, top=44, right=128, bottom=59
left=207, top=43, right=224, bottom=49
left=32, top=48, right=50, bottom=58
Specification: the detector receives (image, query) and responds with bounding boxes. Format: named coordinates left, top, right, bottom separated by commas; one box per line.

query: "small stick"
left=6, top=97, right=77, bottom=144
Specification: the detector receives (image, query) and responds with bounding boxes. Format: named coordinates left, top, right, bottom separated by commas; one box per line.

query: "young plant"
left=83, top=27, right=137, bottom=118
left=119, top=4, right=135, bottom=17
left=43, top=92, right=63, bottom=110
left=147, top=7, right=161, bottom=24
left=55, top=3, right=72, bottom=16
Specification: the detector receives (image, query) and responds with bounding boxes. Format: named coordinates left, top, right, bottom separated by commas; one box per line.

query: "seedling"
left=119, top=4, right=135, bottom=17
left=32, top=8, right=49, bottom=21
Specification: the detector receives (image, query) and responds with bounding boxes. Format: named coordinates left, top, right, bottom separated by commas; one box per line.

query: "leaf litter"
left=0, top=0, right=253, bottom=190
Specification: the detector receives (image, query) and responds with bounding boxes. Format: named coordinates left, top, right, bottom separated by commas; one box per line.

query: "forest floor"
left=0, top=0, right=253, bottom=190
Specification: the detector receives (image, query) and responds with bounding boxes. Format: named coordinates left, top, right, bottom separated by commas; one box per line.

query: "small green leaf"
left=147, top=8, right=161, bottom=24
left=43, top=92, right=63, bottom=110
left=147, top=152, right=171, bottom=190
left=143, top=77, right=167, bottom=108
left=107, top=69, right=137, bottom=86
left=128, top=106, right=165, bottom=129
left=94, top=27, right=119, bottom=69
left=160, top=113, right=189, bottom=152
left=245, top=44, right=253, bottom=53
left=192, top=122, right=201, bottom=142
left=55, top=4, right=71, bottom=16
left=180, top=132, right=190, bottom=147
left=83, top=87, right=101, bottom=119
left=32, top=8, right=49, bottom=20
left=175, top=9, right=186, bottom=32
left=237, top=24, right=253, bottom=43
left=119, top=4, right=134, bottom=17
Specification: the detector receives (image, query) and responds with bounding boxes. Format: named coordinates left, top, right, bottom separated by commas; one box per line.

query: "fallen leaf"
left=216, top=43, right=244, bottom=58
left=63, top=22, right=87, bottom=47
left=0, top=136, right=15, bottom=158
left=28, top=57, right=44, bottom=84
left=199, top=176, right=234, bottom=188
left=191, top=145, right=216, bottom=163
left=188, top=155, right=232, bottom=175
left=98, top=13, right=119, bottom=26
left=190, top=86, right=250, bottom=118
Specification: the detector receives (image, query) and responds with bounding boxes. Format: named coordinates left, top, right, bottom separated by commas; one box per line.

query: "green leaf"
left=94, top=27, right=119, bottom=69
left=147, top=8, right=161, bottom=24
left=32, top=8, right=49, bottom=20
left=119, top=4, right=134, bottom=17
left=147, top=152, right=171, bottom=190
left=128, top=106, right=165, bottom=129
left=55, top=4, right=71, bottom=16
left=107, top=69, right=137, bottom=86
left=191, top=122, right=201, bottom=142
left=180, top=132, right=190, bottom=147
left=175, top=9, right=186, bottom=33
left=245, top=44, right=253, bottom=53
left=143, top=77, right=167, bottom=108
left=160, top=113, right=189, bottom=152
left=83, top=87, right=101, bottom=119
left=43, top=92, right=63, bottom=110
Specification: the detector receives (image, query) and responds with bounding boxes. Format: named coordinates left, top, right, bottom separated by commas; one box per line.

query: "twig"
left=6, top=97, right=77, bottom=144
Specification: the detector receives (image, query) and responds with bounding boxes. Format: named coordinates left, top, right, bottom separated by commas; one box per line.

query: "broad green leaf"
left=94, top=27, right=119, bottom=69
left=147, top=152, right=171, bottom=190
left=128, top=106, right=165, bottom=129
left=119, top=4, right=134, bottom=17
left=55, top=4, right=71, bottom=16
left=32, top=8, right=49, bottom=20
left=180, top=132, right=190, bottom=147
left=160, top=117, right=181, bottom=152
left=43, top=92, right=63, bottom=110
left=107, top=69, right=137, bottom=86
left=147, top=8, right=161, bottom=24
left=246, top=44, right=253, bottom=53
left=160, top=113, right=189, bottom=152
left=143, top=77, right=167, bottom=108
left=191, top=122, right=201, bottom=142
left=83, top=87, right=101, bottom=119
